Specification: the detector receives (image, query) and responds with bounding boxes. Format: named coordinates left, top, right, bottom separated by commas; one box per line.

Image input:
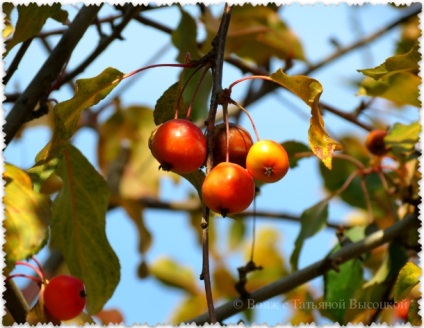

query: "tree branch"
left=4, top=5, right=103, bottom=146
left=58, top=4, right=143, bottom=87
left=184, top=212, right=418, bottom=324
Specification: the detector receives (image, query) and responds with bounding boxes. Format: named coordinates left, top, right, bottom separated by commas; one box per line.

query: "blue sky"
left=3, top=3, right=419, bottom=325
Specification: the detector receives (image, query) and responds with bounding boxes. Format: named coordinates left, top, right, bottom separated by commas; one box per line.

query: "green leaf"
left=282, top=140, right=310, bottom=168
left=150, top=256, right=199, bottom=295
left=28, top=67, right=124, bottom=191
left=181, top=70, right=212, bottom=122
left=154, top=82, right=187, bottom=125
left=290, top=199, right=329, bottom=271
left=324, top=259, right=364, bottom=323
left=357, top=44, right=421, bottom=107
left=3, top=163, right=50, bottom=271
left=51, top=144, right=120, bottom=315
left=358, top=72, right=420, bottom=107
left=228, top=219, right=245, bottom=251
left=54, top=67, right=124, bottom=140
left=172, top=7, right=201, bottom=62
left=393, top=261, right=421, bottom=302
left=4, top=3, right=68, bottom=57
left=270, top=69, right=342, bottom=169
left=358, top=44, right=420, bottom=80
left=385, top=121, right=421, bottom=161
left=362, top=250, right=390, bottom=288
left=224, top=4, right=305, bottom=65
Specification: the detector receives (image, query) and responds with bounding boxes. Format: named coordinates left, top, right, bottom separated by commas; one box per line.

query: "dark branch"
left=4, top=5, right=103, bottom=146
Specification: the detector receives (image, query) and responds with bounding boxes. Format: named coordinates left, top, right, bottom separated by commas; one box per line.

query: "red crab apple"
left=148, top=119, right=207, bottom=174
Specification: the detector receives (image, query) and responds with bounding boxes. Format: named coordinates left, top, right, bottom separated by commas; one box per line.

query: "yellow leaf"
left=270, top=69, right=342, bottom=169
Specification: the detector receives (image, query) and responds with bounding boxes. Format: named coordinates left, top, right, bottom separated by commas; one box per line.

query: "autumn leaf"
left=51, top=143, right=120, bottom=315
left=4, top=3, right=68, bottom=57
left=270, top=69, right=342, bottom=169
left=3, top=163, right=50, bottom=271
left=393, top=261, right=421, bottom=302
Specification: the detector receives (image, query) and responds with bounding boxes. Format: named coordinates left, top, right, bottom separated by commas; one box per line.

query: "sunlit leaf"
left=150, top=256, right=199, bottom=295
left=54, top=67, right=124, bottom=140
left=51, top=144, right=120, bottom=315
left=222, top=4, right=305, bottom=65
left=3, top=163, right=50, bottom=271
left=385, top=121, right=420, bottom=161
left=270, top=69, right=342, bottom=169
left=245, top=228, right=288, bottom=291
left=408, top=299, right=422, bottom=326
left=362, top=250, right=390, bottom=288
left=4, top=3, right=68, bottom=57
left=324, top=259, right=364, bottom=323
left=357, top=44, right=420, bottom=107
left=28, top=67, right=124, bottom=192
left=213, top=264, right=239, bottom=299
left=358, top=44, right=419, bottom=79
left=170, top=293, right=207, bottom=324
left=358, top=73, right=420, bottom=107
left=172, top=7, right=201, bottom=62
left=393, top=261, right=421, bottom=302
left=282, top=140, right=310, bottom=168
left=290, top=198, right=329, bottom=271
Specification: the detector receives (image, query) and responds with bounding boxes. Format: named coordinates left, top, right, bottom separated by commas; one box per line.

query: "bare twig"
left=3, top=38, right=34, bottom=85
left=184, top=212, right=418, bottom=324
left=4, top=5, right=103, bottom=146
left=59, top=4, right=143, bottom=87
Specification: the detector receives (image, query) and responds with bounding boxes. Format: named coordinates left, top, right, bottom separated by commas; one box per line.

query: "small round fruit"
left=396, top=299, right=410, bottom=320
left=246, top=140, right=289, bottom=183
left=365, top=130, right=388, bottom=156
left=148, top=119, right=206, bottom=174
left=213, top=122, right=253, bottom=168
left=43, top=275, right=86, bottom=321
left=201, top=162, right=255, bottom=217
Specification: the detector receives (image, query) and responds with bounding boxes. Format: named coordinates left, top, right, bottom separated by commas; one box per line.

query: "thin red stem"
left=186, top=66, right=211, bottom=119
left=231, top=100, right=260, bottom=141
left=228, top=75, right=272, bottom=91
left=15, top=261, right=44, bottom=281
left=31, top=257, right=45, bottom=279
left=120, top=63, right=196, bottom=81
left=177, top=65, right=205, bottom=118
left=223, top=104, right=230, bottom=163
left=6, top=274, right=43, bottom=284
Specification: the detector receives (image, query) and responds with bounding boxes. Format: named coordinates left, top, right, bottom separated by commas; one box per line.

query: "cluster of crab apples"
left=148, top=118, right=289, bottom=217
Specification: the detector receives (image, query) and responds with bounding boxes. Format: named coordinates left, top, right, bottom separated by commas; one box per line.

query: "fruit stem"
left=231, top=100, right=261, bottom=141
left=120, top=62, right=196, bottom=81
left=223, top=104, right=230, bottom=163
left=186, top=65, right=211, bottom=119
left=228, top=75, right=273, bottom=92
left=15, top=261, right=45, bottom=281
left=6, top=273, right=43, bottom=284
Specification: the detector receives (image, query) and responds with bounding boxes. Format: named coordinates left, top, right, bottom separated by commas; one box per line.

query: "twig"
left=3, top=38, right=34, bottom=85
left=4, top=5, right=103, bottom=147
left=58, top=4, right=143, bottom=87
left=4, top=279, right=30, bottom=323
left=200, top=3, right=233, bottom=323
left=184, top=212, right=418, bottom=324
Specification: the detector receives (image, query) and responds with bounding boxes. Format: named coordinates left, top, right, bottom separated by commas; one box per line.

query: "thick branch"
left=184, top=213, right=418, bottom=324
left=4, top=5, right=103, bottom=146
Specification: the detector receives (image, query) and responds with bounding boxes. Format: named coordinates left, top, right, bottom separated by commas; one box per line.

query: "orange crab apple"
left=201, top=162, right=255, bottom=217
left=246, top=140, right=289, bottom=183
